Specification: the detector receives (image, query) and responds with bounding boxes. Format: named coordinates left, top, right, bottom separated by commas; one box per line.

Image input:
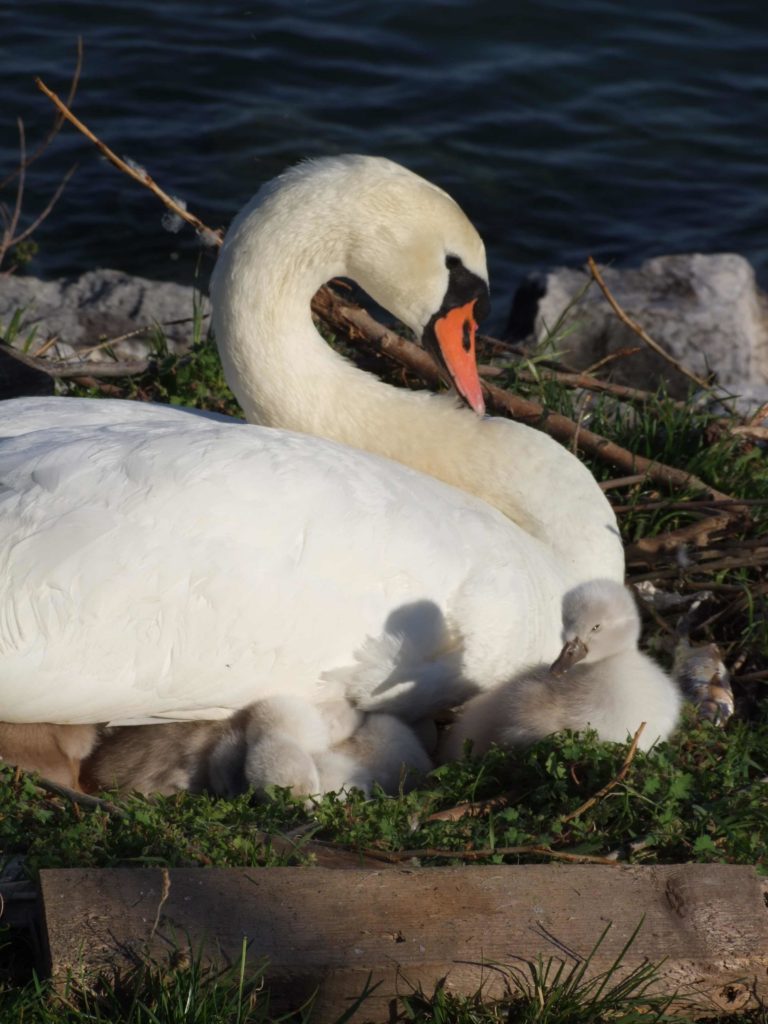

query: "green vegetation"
left=2, top=310, right=767, bottom=1021
left=3, top=718, right=766, bottom=877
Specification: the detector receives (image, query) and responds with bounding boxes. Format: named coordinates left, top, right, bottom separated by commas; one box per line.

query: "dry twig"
left=362, top=844, right=618, bottom=866
left=1, top=47, right=82, bottom=271
left=31, top=775, right=127, bottom=818
left=425, top=792, right=515, bottom=824
left=35, top=76, right=223, bottom=245
left=149, top=867, right=171, bottom=941
left=0, top=343, right=149, bottom=379
left=560, top=723, right=646, bottom=824
left=0, top=38, right=83, bottom=190
left=515, top=365, right=689, bottom=408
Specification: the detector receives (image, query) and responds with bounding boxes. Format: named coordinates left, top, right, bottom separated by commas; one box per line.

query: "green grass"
left=0, top=938, right=321, bottom=1023
left=7, top=717, right=766, bottom=876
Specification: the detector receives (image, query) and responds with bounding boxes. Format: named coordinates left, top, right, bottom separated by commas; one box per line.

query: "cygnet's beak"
left=426, top=299, right=485, bottom=415
left=550, top=636, right=589, bottom=676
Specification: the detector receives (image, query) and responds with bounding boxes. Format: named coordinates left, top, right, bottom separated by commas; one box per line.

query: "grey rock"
left=525, top=254, right=768, bottom=403
left=0, top=269, right=209, bottom=361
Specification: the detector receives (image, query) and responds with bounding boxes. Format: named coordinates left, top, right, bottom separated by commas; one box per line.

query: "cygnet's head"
left=551, top=580, right=641, bottom=674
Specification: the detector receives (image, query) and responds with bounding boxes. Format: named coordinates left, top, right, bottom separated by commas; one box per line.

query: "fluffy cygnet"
left=212, top=696, right=363, bottom=800
left=0, top=723, right=99, bottom=790
left=84, top=696, right=365, bottom=799
left=441, top=579, right=681, bottom=760
left=315, top=713, right=434, bottom=797
left=82, top=718, right=229, bottom=796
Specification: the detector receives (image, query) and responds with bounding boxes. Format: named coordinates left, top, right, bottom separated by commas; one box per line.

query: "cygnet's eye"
left=445, top=254, right=461, bottom=270
left=591, top=623, right=602, bottom=633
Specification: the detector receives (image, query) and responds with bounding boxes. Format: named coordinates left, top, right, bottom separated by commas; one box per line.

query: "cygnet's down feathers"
left=442, top=580, right=681, bottom=759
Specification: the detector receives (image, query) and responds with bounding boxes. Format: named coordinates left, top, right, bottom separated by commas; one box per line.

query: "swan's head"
left=341, top=157, right=490, bottom=414
left=245, top=155, right=491, bottom=414
left=551, top=580, right=641, bottom=674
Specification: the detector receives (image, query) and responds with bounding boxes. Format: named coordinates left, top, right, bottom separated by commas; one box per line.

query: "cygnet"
left=441, top=579, right=681, bottom=760
left=315, top=713, right=434, bottom=797
left=214, top=696, right=362, bottom=800
left=84, top=696, right=364, bottom=799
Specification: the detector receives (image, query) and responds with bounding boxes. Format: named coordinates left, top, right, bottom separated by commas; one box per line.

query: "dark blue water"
left=1, top=1, right=766, bottom=330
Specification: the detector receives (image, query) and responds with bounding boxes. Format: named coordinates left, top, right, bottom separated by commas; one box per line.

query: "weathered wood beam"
left=41, top=864, right=768, bottom=1020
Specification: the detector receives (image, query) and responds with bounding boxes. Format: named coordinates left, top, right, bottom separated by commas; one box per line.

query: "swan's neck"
left=212, top=199, right=624, bottom=583
left=216, top=247, right=423, bottom=452
left=213, top=205, right=487, bottom=482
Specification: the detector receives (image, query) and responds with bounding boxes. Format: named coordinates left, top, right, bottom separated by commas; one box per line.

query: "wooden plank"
left=41, top=865, right=768, bottom=1019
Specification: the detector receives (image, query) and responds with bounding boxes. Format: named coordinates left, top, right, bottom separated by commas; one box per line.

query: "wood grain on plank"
left=41, top=864, right=768, bottom=1020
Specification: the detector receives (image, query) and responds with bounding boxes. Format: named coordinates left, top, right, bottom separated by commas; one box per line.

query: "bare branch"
left=6, top=162, right=78, bottom=252
left=560, top=723, right=646, bottom=824
left=0, top=36, right=83, bottom=190
left=0, top=343, right=148, bottom=379
left=8, top=119, right=26, bottom=242
left=35, top=76, right=223, bottom=245
left=362, top=844, right=619, bottom=865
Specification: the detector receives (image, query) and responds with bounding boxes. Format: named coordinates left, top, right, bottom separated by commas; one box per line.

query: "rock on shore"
left=507, top=253, right=768, bottom=405
left=0, top=269, right=209, bottom=362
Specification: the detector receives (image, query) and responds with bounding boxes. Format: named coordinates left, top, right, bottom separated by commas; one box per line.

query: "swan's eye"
left=445, top=254, right=462, bottom=271
left=591, top=624, right=601, bottom=633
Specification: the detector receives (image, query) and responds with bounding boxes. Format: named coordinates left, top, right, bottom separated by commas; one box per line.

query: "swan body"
left=1, top=402, right=568, bottom=724
left=0, top=154, right=623, bottom=732
left=441, top=580, right=681, bottom=759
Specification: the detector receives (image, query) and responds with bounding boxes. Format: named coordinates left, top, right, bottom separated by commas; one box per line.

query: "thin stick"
left=560, top=723, right=646, bottom=824
left=612, top=497, right=768, bottom=514
left=584, top=345, right=643, bottom=374
left=31, top=776, right=128, bottom=818
left=517, top=368, right=688, bottom=408
left=425, top=792, right=515, bottom=823
left=0, top=344, right=149, bottom=379
left=587, top=257, right=711, bottom=391
left=7, top=120, right=26, bottom=245
left=149, top=867, right=171, bottom=940
left=600, top=474, right=649, bottom=492
left=35, top=77, right=223, bottom=245
left=362, top=845, right=618, bottom=866
left=0, top=38, right=83, bottom=190
left=733, top=670, right=768, bottom=683
left=625, top=519, right=759, bottom=565
left=77, top=316, right=205, bottom=357
left=6, top=163, right=78, bottom=251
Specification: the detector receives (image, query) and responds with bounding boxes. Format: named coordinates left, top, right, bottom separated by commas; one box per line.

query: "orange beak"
left=432, top=299, right=485, bottom=416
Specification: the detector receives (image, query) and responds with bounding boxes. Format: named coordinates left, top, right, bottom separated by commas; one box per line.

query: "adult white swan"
left=0, top=155, right=623, bottom=732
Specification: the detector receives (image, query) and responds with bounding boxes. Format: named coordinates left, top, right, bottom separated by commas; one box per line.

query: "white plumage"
left=441, top=580, right=682, bottom=759
left=0, top=154, right=624, bottom=738
left=0, top=411, right=567, bottom=723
